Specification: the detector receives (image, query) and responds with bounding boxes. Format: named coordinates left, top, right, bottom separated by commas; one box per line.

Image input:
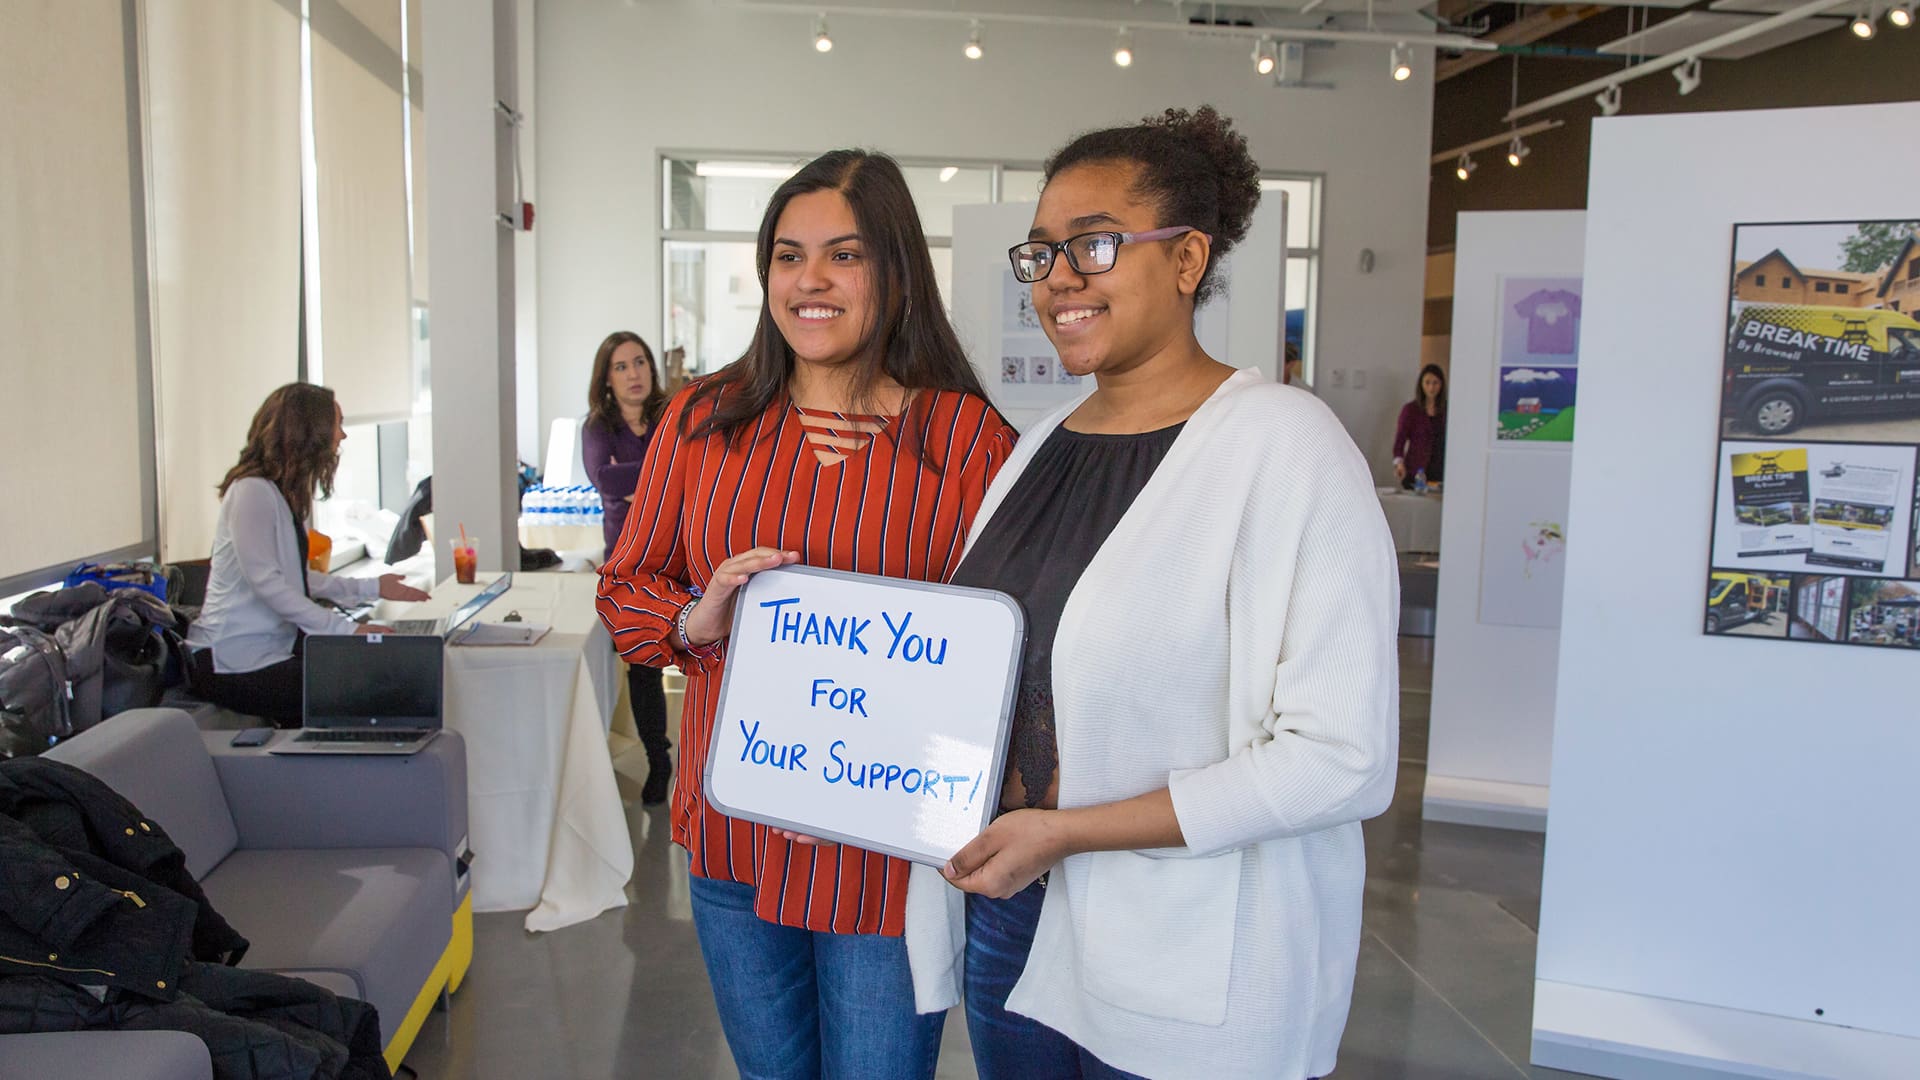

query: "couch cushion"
left=44, top=709, right=239, bottom=879
left=199, top=848, right=452, bottom=1038
left=0, top=1031, right=212, bottom=1080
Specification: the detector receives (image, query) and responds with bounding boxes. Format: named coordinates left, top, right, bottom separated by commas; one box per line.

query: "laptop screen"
left=303, top=635, right=444, bottom=729
left=444, top=573, right=512, bottom=635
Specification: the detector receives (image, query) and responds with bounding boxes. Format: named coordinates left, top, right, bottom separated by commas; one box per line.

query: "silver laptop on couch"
left=271, top=634, right=444, bottom=755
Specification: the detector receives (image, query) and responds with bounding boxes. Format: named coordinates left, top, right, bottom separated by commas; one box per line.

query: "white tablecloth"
left=389, top=572, right=632, bottom=932
left=1378, top=490, right=1444, bottom=553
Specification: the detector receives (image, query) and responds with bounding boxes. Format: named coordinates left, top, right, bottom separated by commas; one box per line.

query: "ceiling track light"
left=1253, top=37, right=1277, bottom=76
left=1851, top=10, right=1877, bottom=37
left=1389, top=42, right=1412, bottom=82
left=1114, top=26, right=1133, bottom=67
left=1673, top=56, right=1702, bottom=94
left=1890, top=4, right=1913, bottom=28
left=964, top=19, right=983, bottom=59
left=1506, top=134, right=1530, bottom=167
left=1595, top=83, right=1623, bottom=116
left=813, top=12, right=833, bottom=52
left=1455, top=153, right=1476, bottom=181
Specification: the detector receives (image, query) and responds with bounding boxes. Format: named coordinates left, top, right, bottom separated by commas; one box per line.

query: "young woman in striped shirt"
left=595, top=149, right=1016, bottom=1079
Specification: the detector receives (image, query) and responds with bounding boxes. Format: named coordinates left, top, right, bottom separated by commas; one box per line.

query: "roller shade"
left=0, top=1, right=152, bottom=587
left=146, top=0, right=304, bottom=560
left=311, top=0, right=412, bottom=423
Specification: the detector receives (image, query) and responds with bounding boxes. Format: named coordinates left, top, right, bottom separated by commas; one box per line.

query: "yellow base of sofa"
left=447, top=894, right=474, bottom=993
left=383, top=893, right=475, bottom=1072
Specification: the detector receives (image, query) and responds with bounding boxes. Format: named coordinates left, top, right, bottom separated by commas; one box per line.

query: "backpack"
left=0, top=625, right=74, bottom=759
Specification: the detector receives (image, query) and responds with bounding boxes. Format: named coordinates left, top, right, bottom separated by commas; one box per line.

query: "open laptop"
left=389, top=573, right=512, bottom=639
left=271, top=635, right=444, bottom=755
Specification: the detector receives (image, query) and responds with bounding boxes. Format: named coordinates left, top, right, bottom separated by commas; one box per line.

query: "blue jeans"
left=965, top=881, right=1148, bottom=1080
left=687, top=872, right=943, bottom=1080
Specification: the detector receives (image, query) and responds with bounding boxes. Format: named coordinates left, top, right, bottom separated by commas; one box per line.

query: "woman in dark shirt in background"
left=1392, top=363, right=1447, bottom=489
left=582, top=331, right=673, bottom=804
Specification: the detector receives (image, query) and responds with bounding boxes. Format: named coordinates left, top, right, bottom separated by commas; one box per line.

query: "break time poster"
left=1703, top=220, right=1920, bottom=650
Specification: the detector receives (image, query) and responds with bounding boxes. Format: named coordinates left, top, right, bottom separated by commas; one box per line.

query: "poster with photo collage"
left=1704, top=220, right=1920, bottom=650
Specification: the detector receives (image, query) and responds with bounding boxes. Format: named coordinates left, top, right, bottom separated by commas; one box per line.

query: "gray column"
left=423, top=0, right=517, bottom=575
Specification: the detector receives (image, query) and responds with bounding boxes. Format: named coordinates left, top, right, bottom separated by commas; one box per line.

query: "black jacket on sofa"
left=0, top=758, right=390, bottom=1080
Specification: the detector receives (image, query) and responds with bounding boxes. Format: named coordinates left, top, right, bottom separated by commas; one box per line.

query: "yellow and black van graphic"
left=1723, top=304, right=1920, bottom=435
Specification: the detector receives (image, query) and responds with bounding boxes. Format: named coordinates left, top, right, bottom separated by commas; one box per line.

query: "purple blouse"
left=581, top=416, right=655, bottom=558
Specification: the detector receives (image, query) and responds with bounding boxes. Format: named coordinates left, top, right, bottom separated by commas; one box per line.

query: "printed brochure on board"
left=1727, top=447, right=1811, bottom=558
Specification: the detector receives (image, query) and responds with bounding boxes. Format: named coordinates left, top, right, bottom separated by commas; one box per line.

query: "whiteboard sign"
left=704, top=566, right=1024, bottom=866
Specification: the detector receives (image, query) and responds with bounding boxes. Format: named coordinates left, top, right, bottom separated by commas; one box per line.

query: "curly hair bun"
left=1045, top=104, right=1262, bottom=305
left=1142, top=106, right=1261, bottom=251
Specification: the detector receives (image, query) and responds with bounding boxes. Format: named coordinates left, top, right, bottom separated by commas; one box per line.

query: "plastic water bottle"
left=1414, top=469, right=1429, bottom=494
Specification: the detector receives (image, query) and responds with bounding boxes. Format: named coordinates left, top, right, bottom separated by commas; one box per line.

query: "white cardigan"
left=904, top=369, right=1400, bottom=1080
left=185, top=477, right=380, bottom=673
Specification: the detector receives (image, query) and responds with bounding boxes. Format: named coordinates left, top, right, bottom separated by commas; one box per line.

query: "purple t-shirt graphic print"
left=1514, top=289, right=1581, bottom=355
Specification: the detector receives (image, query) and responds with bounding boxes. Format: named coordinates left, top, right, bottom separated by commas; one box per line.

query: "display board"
left=1704, top=220, right=1920, bottom=650
left=704, top=566, right=1023, bottom=866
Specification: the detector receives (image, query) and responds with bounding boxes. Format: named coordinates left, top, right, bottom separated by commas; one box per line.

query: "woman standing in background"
left=1392, top=363, right=1448, bottom=488
left=582, top=331, right=674, bottom=805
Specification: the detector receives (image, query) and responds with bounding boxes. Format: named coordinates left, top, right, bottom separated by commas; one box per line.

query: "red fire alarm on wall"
left=520, top=201, right=535, bottom=231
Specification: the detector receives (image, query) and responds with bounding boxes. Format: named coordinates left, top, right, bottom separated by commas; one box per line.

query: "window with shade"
left=1, top=0, right=425, bottom=594
left=0, top=1, right=156, bottom=596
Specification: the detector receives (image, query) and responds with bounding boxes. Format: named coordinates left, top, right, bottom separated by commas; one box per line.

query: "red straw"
left=459, top=523, right=470, bottom=550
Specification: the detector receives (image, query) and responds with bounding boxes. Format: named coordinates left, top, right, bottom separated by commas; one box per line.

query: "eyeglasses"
left=1007, top=226, right=1206, bottom=283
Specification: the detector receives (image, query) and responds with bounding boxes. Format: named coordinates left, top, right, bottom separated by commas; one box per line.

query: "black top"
left=952, top=422, right=1184, bottom=809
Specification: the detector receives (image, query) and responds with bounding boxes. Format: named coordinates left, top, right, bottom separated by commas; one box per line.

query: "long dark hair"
left=218, top=383, right=339, bottom=524
left=1044, top=106, right=1262, bottom=308
left=682, top=150, right=986, bottom=452
left=586, top=331, right=668, bottom=435
left=1414, top=363, right=1448, bottom=413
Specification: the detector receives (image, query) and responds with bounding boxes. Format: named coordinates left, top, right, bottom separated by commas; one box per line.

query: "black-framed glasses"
left=1007, top=226, right=1205, bottom=283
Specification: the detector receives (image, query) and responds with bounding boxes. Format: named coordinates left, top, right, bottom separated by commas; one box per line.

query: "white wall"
left=533, top=3, right=1433, bottom=477
left=1534, top=103, right=1920, bottom=1077
left=1424, top=210, right=1584, bottom=831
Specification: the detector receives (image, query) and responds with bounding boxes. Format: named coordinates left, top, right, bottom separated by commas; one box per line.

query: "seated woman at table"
left=906, top=106, right=1399, bottom=1080
left=186, top=383, right=430, bottom=727
left=596, top=149, right=1017, bottom=1080
left=1392, top=363, right=1447, bottom=489
left=582, top=330, right=674, bottom=804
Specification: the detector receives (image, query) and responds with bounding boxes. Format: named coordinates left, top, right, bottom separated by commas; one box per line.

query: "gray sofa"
left=0, top=708, right=472, bottom=1078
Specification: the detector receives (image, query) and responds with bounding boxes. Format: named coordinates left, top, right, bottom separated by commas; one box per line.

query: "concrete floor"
left=402, top=638, right=1587, bottom=1079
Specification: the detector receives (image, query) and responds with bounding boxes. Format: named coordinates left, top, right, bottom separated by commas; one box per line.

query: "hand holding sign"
left=684, top=547, right=802, bottom=646
left=942, top=808, right=1065, bottom=898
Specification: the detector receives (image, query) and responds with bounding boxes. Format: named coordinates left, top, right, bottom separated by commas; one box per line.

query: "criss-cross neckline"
left=791, top=403, right=898, bottom=467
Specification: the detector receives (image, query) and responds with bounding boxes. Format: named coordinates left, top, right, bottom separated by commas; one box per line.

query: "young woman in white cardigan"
left=186, top=384, right=428, bottom=725
left=904, top=107, right=1400, bottom=1080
